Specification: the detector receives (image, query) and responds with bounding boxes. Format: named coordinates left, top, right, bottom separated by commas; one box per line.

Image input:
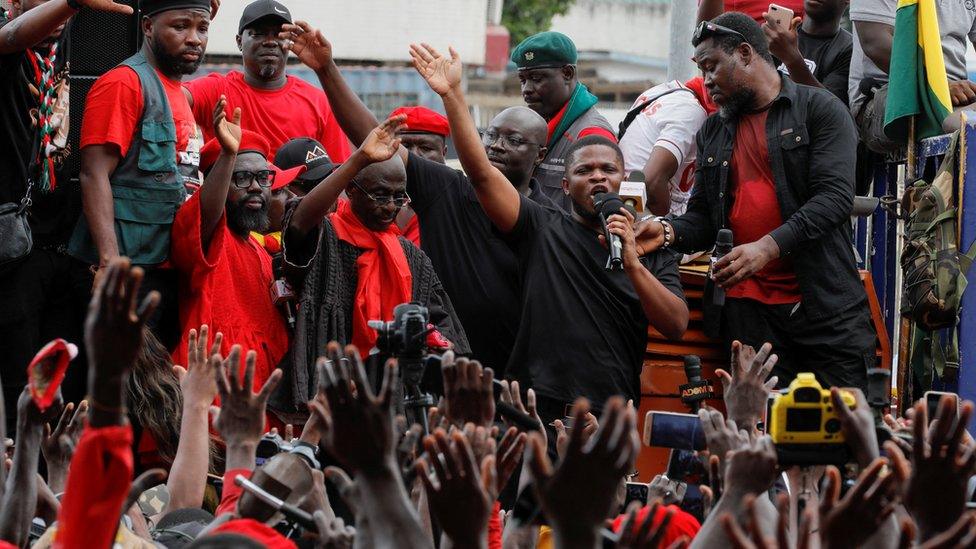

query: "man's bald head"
left=348, top=156, right=408, bottom=232
left=483, top=106, right=548, bottom=187
left=490, top=106, right=548, bottom=146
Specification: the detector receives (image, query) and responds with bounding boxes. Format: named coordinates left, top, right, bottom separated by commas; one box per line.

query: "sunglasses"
left=692, top=21, right=747, bottom=47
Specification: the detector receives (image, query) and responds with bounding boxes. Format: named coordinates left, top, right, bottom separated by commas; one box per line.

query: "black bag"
left=0, top=184, right=33, bottom=269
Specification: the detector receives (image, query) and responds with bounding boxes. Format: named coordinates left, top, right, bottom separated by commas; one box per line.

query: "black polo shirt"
left=505, top=195, right=684, bottom=408
left=405, top=153, right=557, bottom=376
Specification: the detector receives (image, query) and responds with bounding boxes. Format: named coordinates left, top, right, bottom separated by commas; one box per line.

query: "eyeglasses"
left=480, top=130, right=542, bottom=150
left=692, top=21, right=747, bottom=47
left=231, top=169, right=275, bottom=189
left=351, top=180, right=411, bottom=208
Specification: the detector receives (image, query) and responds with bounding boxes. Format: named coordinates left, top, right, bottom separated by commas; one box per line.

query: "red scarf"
left=330, top=200, right=412, bottom=356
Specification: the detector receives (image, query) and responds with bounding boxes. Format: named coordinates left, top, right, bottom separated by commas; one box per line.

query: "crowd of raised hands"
left=0, top=258, right=974, bottom=549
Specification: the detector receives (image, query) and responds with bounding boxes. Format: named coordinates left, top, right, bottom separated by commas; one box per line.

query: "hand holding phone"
left=766, top=3, right=795, bottom=28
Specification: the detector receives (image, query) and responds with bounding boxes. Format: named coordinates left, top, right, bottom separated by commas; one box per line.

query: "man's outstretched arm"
left=281, top=22, right=384, bottom=149
left=409, top=43, right=521, bottom=233
left=0, top=0, right=132, bottom=55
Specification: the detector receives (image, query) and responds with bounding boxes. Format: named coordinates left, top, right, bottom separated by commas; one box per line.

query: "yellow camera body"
left=769, top=373, right=856, bottom=444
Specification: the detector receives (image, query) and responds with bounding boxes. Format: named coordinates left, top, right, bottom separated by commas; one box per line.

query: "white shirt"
left=619, top=81, right=708, bottom=216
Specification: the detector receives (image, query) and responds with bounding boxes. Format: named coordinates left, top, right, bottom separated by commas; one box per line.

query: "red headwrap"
left=390, top=105, right=450, bottom=136
left=684, top=76, right=718, bottom=116
left=329, top=200, right=413, bottom=356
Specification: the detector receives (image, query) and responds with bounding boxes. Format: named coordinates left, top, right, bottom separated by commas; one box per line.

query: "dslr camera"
left=769, top=373, right=856, bottom=465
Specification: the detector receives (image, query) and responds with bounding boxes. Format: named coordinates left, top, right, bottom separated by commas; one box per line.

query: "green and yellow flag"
left=883, top=0, right=953, bottom=141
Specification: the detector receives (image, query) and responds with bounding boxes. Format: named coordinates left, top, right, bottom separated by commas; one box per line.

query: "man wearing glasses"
left=275, top=114, right=469, bottom=416
left=281, top=21, right=556, bottom=378
left=644, top=13, right=875, bottom=391
left=169, top=106, right=304, bottom=391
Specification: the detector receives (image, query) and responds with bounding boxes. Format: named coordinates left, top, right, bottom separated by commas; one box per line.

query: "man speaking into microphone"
left=410, top=43, right=688, bottom=427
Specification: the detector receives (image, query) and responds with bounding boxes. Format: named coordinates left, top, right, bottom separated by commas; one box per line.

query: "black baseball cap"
left=238, top=0, right=292, bottom=35
left=274, top=137, right=337, bottom=192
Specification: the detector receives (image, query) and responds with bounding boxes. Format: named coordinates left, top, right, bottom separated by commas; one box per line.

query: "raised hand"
left=722, top=493, right=812, bottom=549
left=311, top=343, right=397, bottom=476
left=78, top=0, right=134, bottom=14
left=173, top=325, right=222, bottom=409
left=416, top=428, right=496, bottom=547
left=554, top=404, right=599, bottom=461
left=213, top=96, right=242, bottom=155
left=829, top=387, right=879, bottom=468
left=41, top=400, right=88, bottom=493
left=211, top=345, right=282, bottom=448
left=527, top=397, right=639, bottom=547
left=441, top=351, right=495, bottom=428
left=359, top=114, right=406, bottom=163
left=409, top=43, right=462, bottom=96
left=699, top=407, right=750, bottom=465
left=906, top=396, right=976, bottom=540
left=495, top=425, right=526, bottom=495
left=313, top=510, right=356, bottom=549
left=716, top=341, right=778, bottom=429
left=84, top=258, right=159, bottom=391
left=723, top=436, right=778, bottom=497
left=819, top=459, right=902, bottom=548
left=280, top=21, right=333, bottom=71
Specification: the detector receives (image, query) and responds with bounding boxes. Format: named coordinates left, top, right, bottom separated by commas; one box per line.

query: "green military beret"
left=511, top=31, right=578, bottom=69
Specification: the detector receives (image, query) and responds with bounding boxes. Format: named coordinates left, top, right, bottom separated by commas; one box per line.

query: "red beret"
left=199, top=129, right=272, bottom=173
left=611, top=504, right=700, bottom=546
left=390, top=105, right=450, bottom=137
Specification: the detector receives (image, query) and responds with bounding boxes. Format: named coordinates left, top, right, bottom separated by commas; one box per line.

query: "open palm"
left=213, top=97, right=242, bottom=154
left=361, top=115, right=406, bottom=162
left=409, top=43, right=462, bottom=96
left=281, top=21, right=332, bottom=71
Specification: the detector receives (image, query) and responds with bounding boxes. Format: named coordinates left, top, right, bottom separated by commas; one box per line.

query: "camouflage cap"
left=511, top=31, right=578, bottom=69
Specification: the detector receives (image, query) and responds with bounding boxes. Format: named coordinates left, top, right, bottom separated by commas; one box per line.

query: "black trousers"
left=721, top=298, right=876, bottom=392
left=0, top=249, right=91, bottom=434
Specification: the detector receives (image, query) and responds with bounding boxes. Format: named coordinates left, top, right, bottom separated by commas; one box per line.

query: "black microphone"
left=594, top=192, right=636, bottom=271
left=710, top=229, right=733, bottom=307
left=270, top=255, right=296, bottom=329
left=679, top=355, right=714, bottom=413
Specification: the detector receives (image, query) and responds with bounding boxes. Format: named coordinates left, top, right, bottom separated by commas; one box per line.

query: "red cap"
left=611, top=504, right=701, bottom=547
left=270, top=163, right=306, bottom=191
left=211, top=518, right=298, bottom=548
left=199, top=130, right=272, bottom=173
left=390, top=105, right=450, bottom=136
left=684, top=76, right=718, bottom=116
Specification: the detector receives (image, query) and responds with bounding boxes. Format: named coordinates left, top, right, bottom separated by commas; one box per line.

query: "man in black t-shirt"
left=761, top=0, right=853, bottom=104
left=283, top=23, right=559, bottom=376
left=409, top=44, right=689, bottom=420
left=0, top=0, right=134, bottom=431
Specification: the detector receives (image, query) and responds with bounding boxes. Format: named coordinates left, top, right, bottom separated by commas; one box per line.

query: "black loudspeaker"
left=64, top=0, right=141, bottom=177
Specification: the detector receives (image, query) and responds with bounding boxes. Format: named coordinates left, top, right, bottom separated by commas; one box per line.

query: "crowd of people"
left=1, top=0, right=976, bottom=546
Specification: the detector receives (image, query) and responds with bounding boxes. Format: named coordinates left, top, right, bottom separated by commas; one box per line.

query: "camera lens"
left=793, top=388, right=820, bottom=403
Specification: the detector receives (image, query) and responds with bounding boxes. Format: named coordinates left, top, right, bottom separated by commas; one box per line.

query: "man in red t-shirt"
left=69, top=0, right=211, bottom=348
left=183, top=0, right=351, bottom=163
left=170, top=104, right=300, bottom=390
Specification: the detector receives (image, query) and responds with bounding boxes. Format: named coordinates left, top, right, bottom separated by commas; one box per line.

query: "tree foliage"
left=502, top=0, right=577, bottom=47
